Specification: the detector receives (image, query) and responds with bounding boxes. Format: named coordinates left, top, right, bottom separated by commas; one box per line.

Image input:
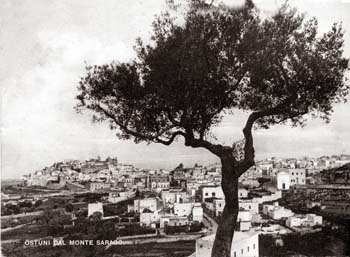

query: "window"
left=241, top=249, right=244, bottom=255
left=205, top=193, right=208, bottom=196
left=249, top=205, right=251, bottom=209
left=233, top=252, right=236, bottom=257
left=247, top=246, right=250, bottom=252
left=212, top=192, right=215, bottom=197
left=292, top=172, right=294, bottom=175
left=253, top=244, right=255, bottom=249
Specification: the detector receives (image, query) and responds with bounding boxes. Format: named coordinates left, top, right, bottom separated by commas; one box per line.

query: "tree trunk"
left=211, top=158, right=240, bottom=257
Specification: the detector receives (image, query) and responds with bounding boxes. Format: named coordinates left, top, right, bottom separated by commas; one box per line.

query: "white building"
left=239, top=221, right=252, bottom=232
left=277, top=171, right=291, bottom=190
left=213, top=198, right=225, bottom=217
left=85, top=182, right=110, bottom=191
left=238, top=188, right=249, bottom=198
left=134, top=198, right=158, bottom=213
left=238, top=210, right=251, bottom=222
left=108, top=191, right=132, bottom=204
left=240, top=178, right=260, bottom=188
left=335, top=160, right=350, bottom=167
left=161, top=190, right=188, bottom=204
left=88, top=202, right=104, bottom=217
left=263, top=203, right=294, bottom=220
left=160, top=215, right=189, bottom=228
left=140, top=210, right=160, bottom=226
left=151, top=181, right=170, bottom=191
left=192, top=203, right=204, bottom=223
left=202, top=186, right=224, bottom=202
left=212, top=199, right=258, bottom=217
left=286, top=214, right=322, bottom=227
left=252, top=190, right=282, bottom=204
left=259, top=163, right=273, bottom=175
left=270, top=207, right=294, bottom=220
left=307, top=213, right=323, bottom=225
left=174, top=202, right=193, bottom=216
left=289, top=169, right=306, bottom=185
left=192, top=165, right=205, bottom=177
left=260, top=224, right=287, bottom=234
left=239, top=200, right=259, bottom=214
left=196, top=231, right=259, bottom=257
left=237, top=210, right=257, bottom=230
left=117, top=164, right=134, bottom=173
left=202, top=186, right=248, bottom=202
left=286, top=215, right=306, bottom=227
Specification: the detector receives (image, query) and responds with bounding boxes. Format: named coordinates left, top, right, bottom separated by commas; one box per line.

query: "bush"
left=65, top=204, right=74, bottom=213
left=19, top=200, right=33, bottom=208
left=165, top=225, right=188, bottom=235
left=34, top=200, right=43, bottom=207
left=117, top=224, right=155, bottom=236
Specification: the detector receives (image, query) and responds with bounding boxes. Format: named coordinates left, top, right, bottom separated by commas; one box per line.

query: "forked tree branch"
left=237, top=103, right=310, bottom=177
left=95, top=104, right=185, bottom=145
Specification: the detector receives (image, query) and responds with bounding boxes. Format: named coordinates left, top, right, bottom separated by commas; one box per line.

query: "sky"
left=1, top=0, right=350, bottom=179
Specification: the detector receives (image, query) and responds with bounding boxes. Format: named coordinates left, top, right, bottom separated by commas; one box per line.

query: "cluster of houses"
left=87, top=188, right=204, bottom=231
left=18, top=154, right=350, bottom=257
left=131, top=189, right=204, bottom=228
left=22, top=157, right=120, bottom=187
left=21, top=154, right=350, bottom=193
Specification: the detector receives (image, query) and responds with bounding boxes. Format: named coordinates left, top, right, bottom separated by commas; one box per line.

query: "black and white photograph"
left=1, top=0, right=350, bottom=256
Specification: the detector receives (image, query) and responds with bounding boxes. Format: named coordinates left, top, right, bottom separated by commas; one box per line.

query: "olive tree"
left=75, top=1, right=349, bottom=256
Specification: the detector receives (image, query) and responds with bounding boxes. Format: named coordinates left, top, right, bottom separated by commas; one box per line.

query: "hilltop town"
left=1, top=154, right=350, bottom=257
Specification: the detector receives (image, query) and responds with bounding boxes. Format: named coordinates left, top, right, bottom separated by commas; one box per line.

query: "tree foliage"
left=76, top=0, right=348, bottom=163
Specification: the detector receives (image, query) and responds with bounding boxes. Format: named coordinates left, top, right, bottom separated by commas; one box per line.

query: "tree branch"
left=184, top=128, right=228, bottom=156
left=237, top=111, right=259, bottom=176
left=238, top=106, right=282, bottom=177
left=95, top=104, right=185, bottom=146
left=155, top=131, right=186, bottom=145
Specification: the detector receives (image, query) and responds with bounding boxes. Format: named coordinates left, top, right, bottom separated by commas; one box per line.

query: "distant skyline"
left=1, top=0, right=350, bottom=179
